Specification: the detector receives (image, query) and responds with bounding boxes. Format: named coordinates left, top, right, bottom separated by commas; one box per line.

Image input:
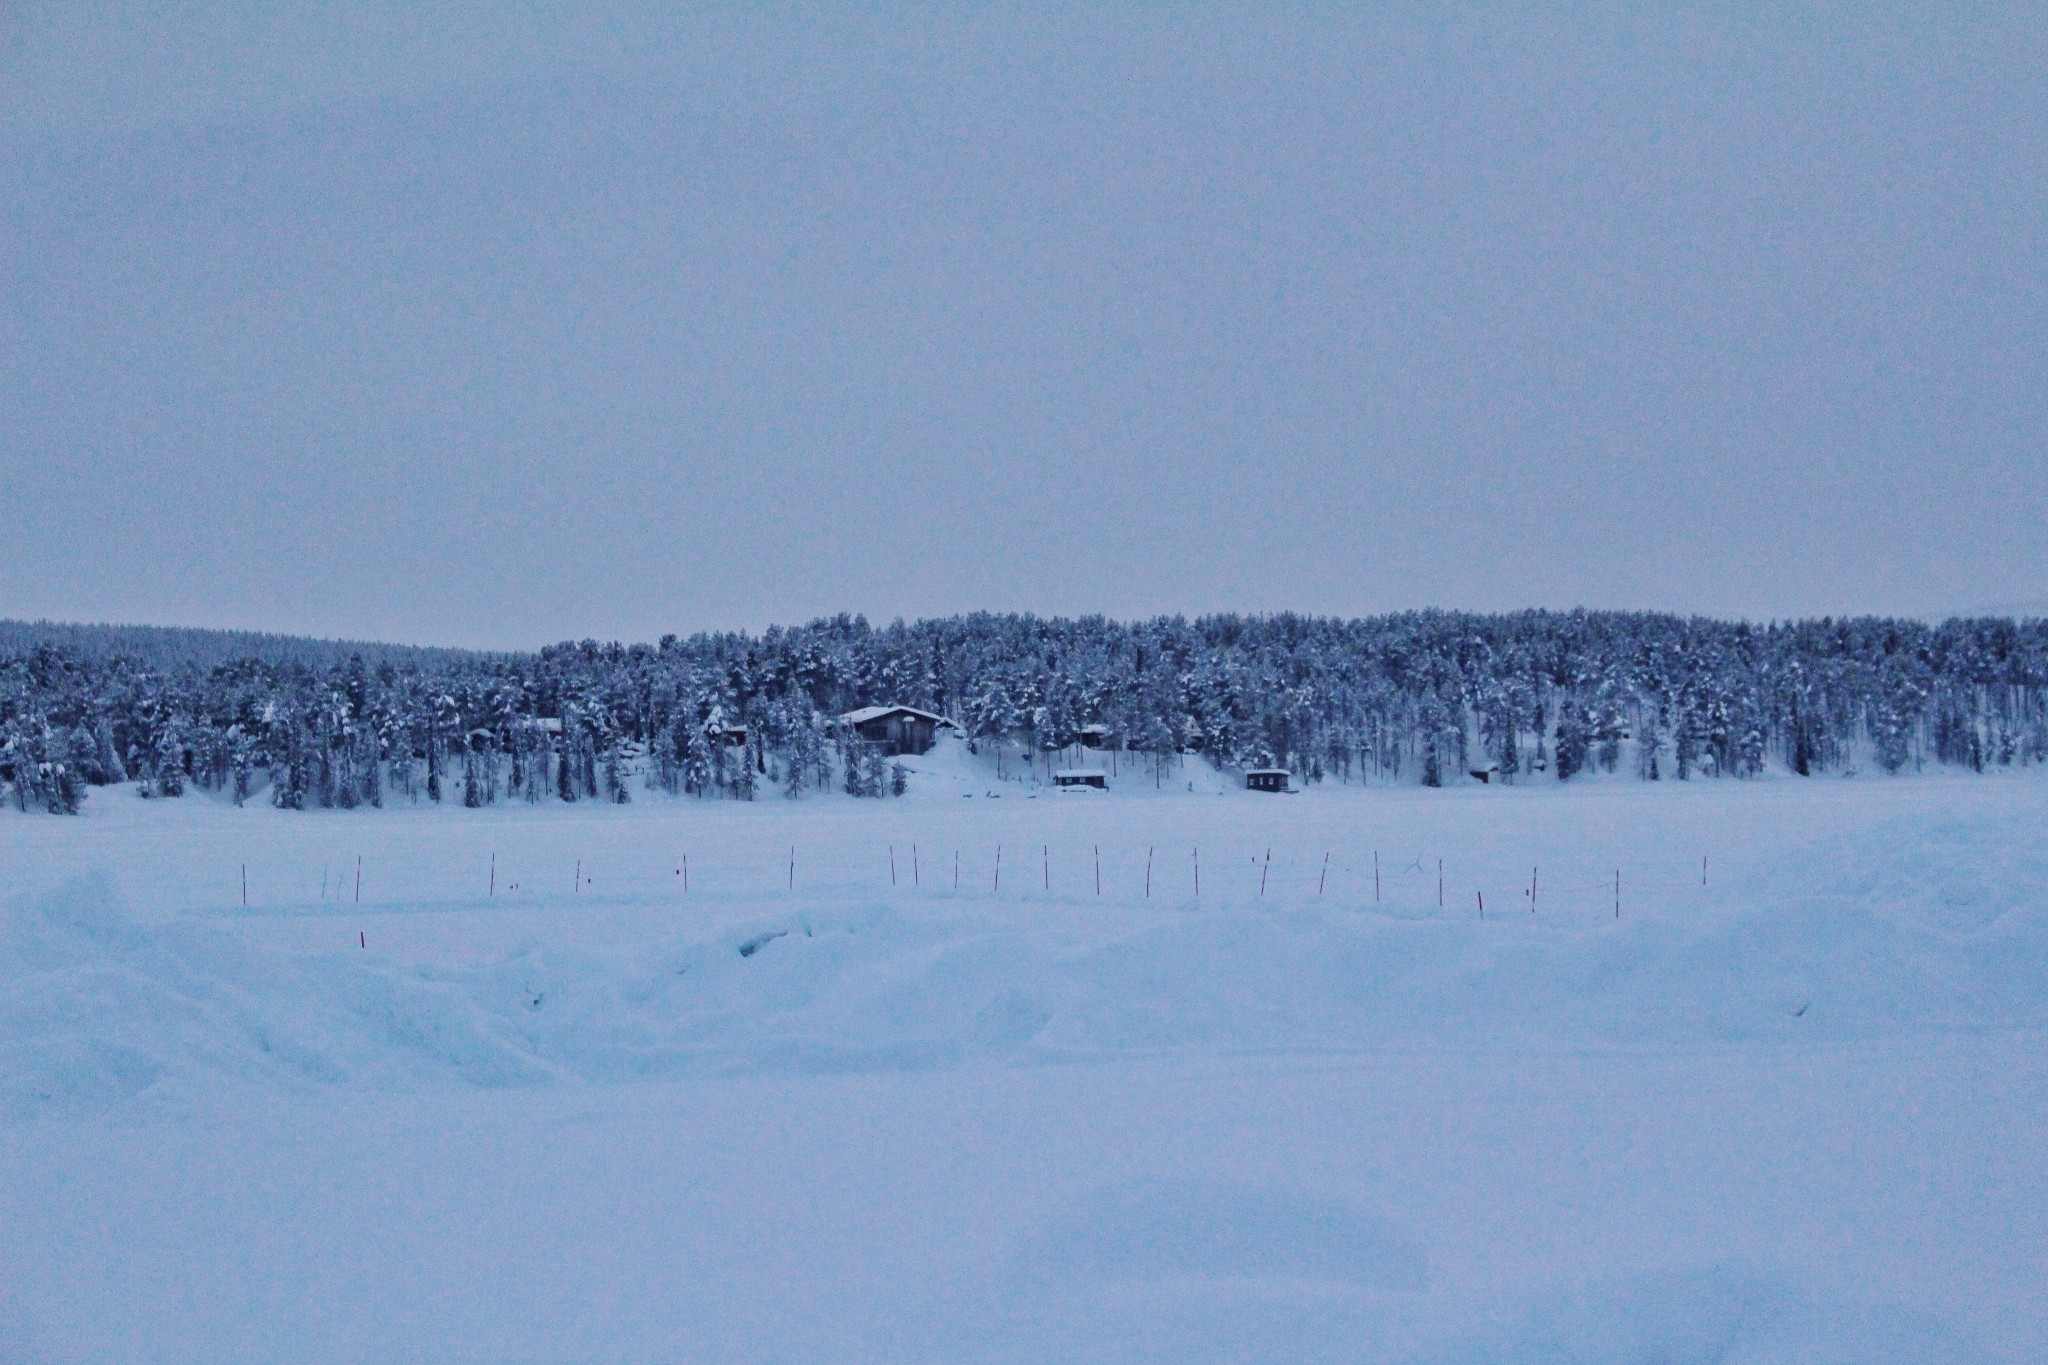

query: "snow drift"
left=7, top=802, right=2045, bottom=1123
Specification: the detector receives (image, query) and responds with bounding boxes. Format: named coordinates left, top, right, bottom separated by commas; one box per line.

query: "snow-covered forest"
left=4, top=610, right=2045, bottom=814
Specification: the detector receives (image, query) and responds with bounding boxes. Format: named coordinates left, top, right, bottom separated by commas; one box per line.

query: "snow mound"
left=7, top=806, right=2047, bottom=1121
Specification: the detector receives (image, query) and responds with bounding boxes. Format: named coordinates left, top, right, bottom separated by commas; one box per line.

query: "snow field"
left=3, top=759, right=2046, bottom=1360
left=5, top=1025, right=2038, bottom=1361
left=9, top=769, right=2045, bottom=1110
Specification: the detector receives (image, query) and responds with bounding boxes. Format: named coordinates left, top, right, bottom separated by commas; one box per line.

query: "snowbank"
left=8, top=799, right=2045, bottom=1123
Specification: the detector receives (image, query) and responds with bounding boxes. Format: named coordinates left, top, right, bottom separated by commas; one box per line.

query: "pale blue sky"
left=3, top=4, right=2043, bottom=648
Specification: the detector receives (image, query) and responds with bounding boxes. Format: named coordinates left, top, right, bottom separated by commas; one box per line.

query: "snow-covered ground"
left=5, top=741, right=2046, bottom=1361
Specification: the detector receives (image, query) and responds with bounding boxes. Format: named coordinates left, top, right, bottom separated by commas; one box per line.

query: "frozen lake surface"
left=5, top=754, right=2045, bottom=1361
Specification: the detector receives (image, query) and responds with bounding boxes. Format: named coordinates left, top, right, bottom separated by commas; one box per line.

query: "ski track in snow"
left=4, top=748, right=2045, bottom=1361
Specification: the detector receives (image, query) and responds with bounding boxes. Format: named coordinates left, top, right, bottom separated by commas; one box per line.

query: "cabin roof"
left=1055, top=768, right=1107, bottom=779
left=1245, top=768, right=1290, bottom=776
left=839, top=705, right=952, bottom=726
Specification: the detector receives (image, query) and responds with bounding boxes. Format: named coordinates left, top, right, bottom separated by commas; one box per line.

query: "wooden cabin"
left=1077, top=724, right=1113, bottom=750
left=1245, top=768, right=1292, bottom=793
left=1054, top=768, right=1107, bottom=790
left=838, top=705, right=951, bottom=757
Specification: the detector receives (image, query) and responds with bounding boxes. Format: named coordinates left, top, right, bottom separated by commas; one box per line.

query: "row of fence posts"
left=506, top=846, right=1699, bottom=915
left=245, top=847, right=1713, bottom=931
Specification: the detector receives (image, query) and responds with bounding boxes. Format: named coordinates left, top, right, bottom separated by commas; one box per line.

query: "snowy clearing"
left=4, top=755, right=2046, bottom=1361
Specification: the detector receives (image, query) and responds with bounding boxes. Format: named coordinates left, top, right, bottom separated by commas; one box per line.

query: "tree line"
left=2, top=610, right=2044, bottom=814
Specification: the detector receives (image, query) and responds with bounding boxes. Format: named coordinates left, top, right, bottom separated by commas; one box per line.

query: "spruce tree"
left=841, top=731, right=866, bottom=797
left=1554, top=706, right=1589, bottom=781
left=557, top=730, right=578, bottom=802
left=604, top=743, right=631, bottom=803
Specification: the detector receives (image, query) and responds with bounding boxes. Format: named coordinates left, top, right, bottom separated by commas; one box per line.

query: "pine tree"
left=1554, top=705, right=1589, bottom=781
left=93, top=717, right=126, bottom=784
left=270, top=710, right=308, bottom=810
left=56, top=726, right=96, bottom=813
left=4, top=720, right=43, bottom=811
left=227, top=726, right=256, bottom=805
left=810, top=713, right=835, bottom=793
left=556, top=730, right=578, bottom=802
left=841, top=728, right=866, bottom=797
left=49, top=751, right=87, bottom=814
left=361, top=730, right=384, bottom=807
left=679, top=721, right=712, bottom=797
left=150, top=719, right=187, bottom=798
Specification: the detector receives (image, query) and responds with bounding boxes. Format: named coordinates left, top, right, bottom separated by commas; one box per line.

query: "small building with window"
left=838, top=705, right=952, bottom=757
left=1077, top=724, right=1113, bottom=750
left=1054, top=768, right=1107, bottom=791
left=1245, top=768, right=1292, bottom=793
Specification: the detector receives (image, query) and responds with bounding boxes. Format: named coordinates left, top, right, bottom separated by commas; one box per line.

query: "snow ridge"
left=8, top=810, right=2044, bottom=1122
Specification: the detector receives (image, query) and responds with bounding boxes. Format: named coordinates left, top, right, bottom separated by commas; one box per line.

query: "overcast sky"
left=3, top=4, right=2043, bottom=649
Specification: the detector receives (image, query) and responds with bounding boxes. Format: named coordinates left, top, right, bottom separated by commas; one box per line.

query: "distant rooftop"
left=839, top=705, right=953, bottom=726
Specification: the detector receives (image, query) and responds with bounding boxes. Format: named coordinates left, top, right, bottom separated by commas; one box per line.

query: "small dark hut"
left=1245, top=768, right=1291, bottom=793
